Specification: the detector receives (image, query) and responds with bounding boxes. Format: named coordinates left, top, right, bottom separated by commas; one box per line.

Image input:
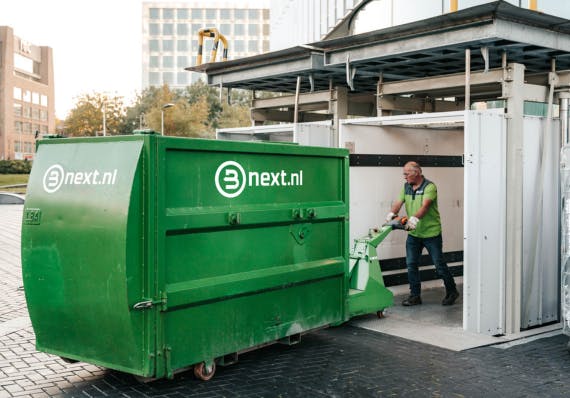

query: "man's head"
left=403, top=161, right=423, bottom=185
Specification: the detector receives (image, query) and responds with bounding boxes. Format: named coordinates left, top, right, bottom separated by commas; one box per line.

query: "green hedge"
left=0, top=160, right=32, bottom=174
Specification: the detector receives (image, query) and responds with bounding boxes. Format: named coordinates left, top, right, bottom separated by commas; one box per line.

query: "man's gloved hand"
left=385, top=212, right=396, bottom=223
left=406, top=216, right=419, bottom=230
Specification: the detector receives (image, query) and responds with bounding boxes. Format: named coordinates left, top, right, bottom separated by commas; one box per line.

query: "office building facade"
left=142, top=1, right=270, bottom=90
left=270, top=0, right=570, bottom=50
left=0, top=26, right=55, bottom=160
left=269, top=0, right=363, bottom=51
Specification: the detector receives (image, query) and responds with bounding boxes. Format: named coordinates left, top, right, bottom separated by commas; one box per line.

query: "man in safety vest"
left=386, top=161, right=459, bottom=306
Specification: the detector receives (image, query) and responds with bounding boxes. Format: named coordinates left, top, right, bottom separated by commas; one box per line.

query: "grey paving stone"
left=3, top=205, right=570, bottom=397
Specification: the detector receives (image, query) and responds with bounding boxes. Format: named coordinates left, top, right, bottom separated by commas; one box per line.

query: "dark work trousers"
left=405, top=233, right=457, bottom=297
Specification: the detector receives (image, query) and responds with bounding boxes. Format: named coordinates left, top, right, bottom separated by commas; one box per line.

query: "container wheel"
left=194, top=361, right=216, bottom=381
left=376, top=310, right=385, bottom=319
left=60, top=357, right=79, bottom=364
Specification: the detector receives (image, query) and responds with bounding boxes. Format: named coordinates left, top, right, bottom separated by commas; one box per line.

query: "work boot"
left=442, top=290, right=459, bottom=306
left=402, top=295, right=422, bottom=306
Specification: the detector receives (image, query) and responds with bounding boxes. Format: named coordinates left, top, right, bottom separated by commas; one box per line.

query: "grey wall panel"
left=521, top=117, right=560, bottom=328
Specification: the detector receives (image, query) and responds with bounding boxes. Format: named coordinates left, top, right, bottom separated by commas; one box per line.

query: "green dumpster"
left=21, top=133, right=350, bottom=379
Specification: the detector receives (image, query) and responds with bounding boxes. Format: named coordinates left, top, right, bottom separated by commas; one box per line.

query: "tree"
left=64, top=82, right=254, bottom=138
left=121, top=86, right=163, bottom=134
left=64, top=93, right=126, bottom=137
left=139, top=85, right=211, bottom=137
left=217, top=102, right=251, bottom=129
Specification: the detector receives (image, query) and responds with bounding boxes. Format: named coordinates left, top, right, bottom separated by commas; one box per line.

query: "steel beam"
left=207, top=52, right=324, bottom=87
left=325, top=22, right=496, bottom=66
left=252, top=90, right=333, bottom=109
left=251, top=109, right=331, bottom=123
left=381, top=69, right=504, bottom=96
left=504, top=62, right=525, bottom=335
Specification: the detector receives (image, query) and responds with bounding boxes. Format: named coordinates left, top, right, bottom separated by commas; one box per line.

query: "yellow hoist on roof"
left=196, top=28, right=228, bottom=66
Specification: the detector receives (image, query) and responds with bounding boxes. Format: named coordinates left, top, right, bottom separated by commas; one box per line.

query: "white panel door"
left=464, top=110, right=507, bottom=335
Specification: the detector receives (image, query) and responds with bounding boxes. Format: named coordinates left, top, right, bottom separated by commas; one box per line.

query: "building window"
left=177, top=8, right=189, bottom=19
left=220, top=24, right=231, bottom=35
left=163, top=8, right=174, bottom=19
left=177, top=23, right=188, bottom=35
left=192, top=9, right=203, bottom=19
left=248, top=40, right=258, bottom=52
left=23, top=122, right=31, bottom=134
left=150, top=40, right=160, bottom=52
left=191, top=40, right=198, bottom=50
left=248, top=24, right=259, bottom=35
left=234, top=24, right=245, bottom=36
left=163, top=23, right=174, bottom=35
left=13, top=87, right=22, bottom=100
left=149, top=56, right=159, bottom=68
left=32, top=92, right=40, bottom=105
left=40, top=110, right=47, bottom=121
left=163, top=56, right=174, bottom=68
left=14, top=103, right=22, bottom=117
left=24, top=142, right=32, bottom=153
left=234, top=40, right=245, bottom=52
left=262, top=10, right=269, bottom=19
left=14, top=121, right=22, bottom=133
left=177, top=40, right=188, bottom=52
left=177, top=72, right=188, bottom=85
left=163, top=72, right=174, bottom=85
left=249, top=9, right=260, bottom=19
left=40, top=95, right=48, bottom=107
left=149, top=72, right=160, bottom=85
left=150, top=8, right=160, bottom=19
left=177, top=56, right=188, bottom=67
left=263, top=24, right=270, bottom=36
left=205, top=9, right=217, bottom=20
left=191, top=24, right=202, bottom=35
left=32, top=108, right=40, bottom=120
left=23, top=90, right=31, bottom=102
left=220, top=9, right=231, bottom=19
left=23, top=106, right=31, bottom=118
left=33, top=124, right=40, bottom=135
left=149, top=23, right=160, bottom=36
left=263, top=40, right=269, bottom=52
left=234, top=9, right=245, bottom=19
left=163, top=40, right=174, bottom=51
left=14, top=141, right=20, bottom=153
left=41, top=125, right=48, bottom=133
left=14, top=53, right=34, bottom=74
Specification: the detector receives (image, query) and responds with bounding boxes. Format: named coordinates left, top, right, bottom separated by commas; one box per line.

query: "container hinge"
left=132, top=297, right=165, bottom=310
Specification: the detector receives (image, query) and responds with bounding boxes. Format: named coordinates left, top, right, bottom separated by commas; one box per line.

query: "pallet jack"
left=348, top=217, right=408, bottom=318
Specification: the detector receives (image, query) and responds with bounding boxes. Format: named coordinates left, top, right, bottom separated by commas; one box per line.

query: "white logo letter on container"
left=215, top=161, right=246, bottom=198
left=43, top=164, right=65, bottom=193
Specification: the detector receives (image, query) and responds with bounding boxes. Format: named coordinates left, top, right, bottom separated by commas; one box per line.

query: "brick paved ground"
left=2, top=204, right=570, bottom=397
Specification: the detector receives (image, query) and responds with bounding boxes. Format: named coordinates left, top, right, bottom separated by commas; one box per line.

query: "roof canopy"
left=188, top=1, right=570, bottom=94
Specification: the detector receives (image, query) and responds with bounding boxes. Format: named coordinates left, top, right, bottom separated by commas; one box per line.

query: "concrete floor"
left=351, top=279, right=562, bottom=351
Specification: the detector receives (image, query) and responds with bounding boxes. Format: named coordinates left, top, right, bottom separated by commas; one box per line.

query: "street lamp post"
left=161, top=103, right=175, bottom=135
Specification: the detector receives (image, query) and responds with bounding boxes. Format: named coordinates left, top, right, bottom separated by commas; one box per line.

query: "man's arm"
left=414, top=198, right=433, bottom=219
left=390, top=199, right=404, bottom=215
left=385, top=199, right=404, bottom=222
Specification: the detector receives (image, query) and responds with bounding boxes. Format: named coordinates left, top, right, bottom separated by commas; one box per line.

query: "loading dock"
left=190, top=1, right=570, bottom=342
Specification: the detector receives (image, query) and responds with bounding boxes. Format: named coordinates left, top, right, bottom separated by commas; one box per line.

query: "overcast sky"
left=1, top=0, right=267, bottom=120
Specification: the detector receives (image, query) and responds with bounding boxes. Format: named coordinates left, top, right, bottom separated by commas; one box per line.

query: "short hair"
left=404, top=161, right=422, bottom=174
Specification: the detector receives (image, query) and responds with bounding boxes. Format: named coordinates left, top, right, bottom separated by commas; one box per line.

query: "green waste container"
left=21, top=134, right=350, bottom=379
